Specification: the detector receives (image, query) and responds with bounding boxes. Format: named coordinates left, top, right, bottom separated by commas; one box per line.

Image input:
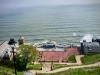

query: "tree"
left=15, top=45, right=38, bottom=71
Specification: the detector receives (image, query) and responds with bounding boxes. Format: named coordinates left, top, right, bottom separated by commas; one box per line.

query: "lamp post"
left=8, top=38, right=17, bottom=75
left=51, top=56, right=53, bottom=71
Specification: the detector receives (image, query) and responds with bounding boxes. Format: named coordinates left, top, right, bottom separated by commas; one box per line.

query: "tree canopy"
left=15, top=45, right=38, bottom=71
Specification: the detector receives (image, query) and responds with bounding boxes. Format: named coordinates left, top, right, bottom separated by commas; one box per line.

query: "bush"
left=15, top=45, right=38, bottom=71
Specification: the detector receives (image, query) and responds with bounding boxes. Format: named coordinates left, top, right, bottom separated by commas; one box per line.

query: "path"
left=30, top=62, right=100, bottom=74
left=75, top=55, right=84, bottom=64
left=42, top=63, right=51, bottom=71
left=52, top=55, right=84, bottom=65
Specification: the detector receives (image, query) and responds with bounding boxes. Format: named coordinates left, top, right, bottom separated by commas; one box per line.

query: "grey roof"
left=0, top=41, right=4, bottom=46
left=82, top=42, right=100, bottom=47
left=0, top=41, right=12, bottom=59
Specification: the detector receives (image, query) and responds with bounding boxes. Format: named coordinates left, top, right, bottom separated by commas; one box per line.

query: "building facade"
left=81, top=41, right=100, bottom=55
left=0, top=41, right=12, bottom=65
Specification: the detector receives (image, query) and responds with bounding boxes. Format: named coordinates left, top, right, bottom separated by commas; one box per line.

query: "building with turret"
left=81, top=39, right=100, bottom=55
left=18, top=36, right=25, bottom=45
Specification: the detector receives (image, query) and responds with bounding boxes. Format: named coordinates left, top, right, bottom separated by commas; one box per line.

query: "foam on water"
left=73, top=33, right=77, bottom=36
left=80, top=34, right=93, bottom=42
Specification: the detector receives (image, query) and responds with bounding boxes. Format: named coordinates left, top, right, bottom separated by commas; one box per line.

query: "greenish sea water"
left=0, top=4, right=100, bottom=44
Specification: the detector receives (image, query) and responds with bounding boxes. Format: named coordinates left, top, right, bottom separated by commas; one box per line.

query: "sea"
left=0, top=4, right=100, bottom=45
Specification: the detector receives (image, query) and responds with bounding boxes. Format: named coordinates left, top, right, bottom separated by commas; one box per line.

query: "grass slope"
left=53, top=64, right=68, bottom=70
left=37, top=66, right=100, bottom=75
left=26, top=64, right=42, bottom=70
left=0, top=66, right=23, bottom=75
left=81, top=54, right=100, bottom=65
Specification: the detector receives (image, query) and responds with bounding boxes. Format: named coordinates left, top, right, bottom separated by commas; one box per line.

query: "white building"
left=0, top=41, right=12, bottom=63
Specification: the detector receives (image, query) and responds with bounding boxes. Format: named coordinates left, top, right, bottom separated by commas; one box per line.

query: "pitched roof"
left=82, top=42, right=100, bottom=47
left=0, top=41, right=4, bottom=46
left=0, top=41, right=11, bottom=59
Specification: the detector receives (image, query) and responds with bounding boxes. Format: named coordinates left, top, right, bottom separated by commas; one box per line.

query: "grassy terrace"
left=53, top=55, right=76, bottom=70
left=53, top=64, right=78, bottom=70
left=68, top=55, right=76, bottom=62
left=81, top=54, right=100, bottom=65
left=37, top=54, right=100, bottom=75
left=26, top=64, right=42, bottom=70
left=53, top=64, right=69, bottom=70
left=0, top=64, right=41, bottom=75
left=1, top=54, right=100, bottom=75
left=0, top=66, right=23, bottom=75
left=37, top=66, right=100, bottom=75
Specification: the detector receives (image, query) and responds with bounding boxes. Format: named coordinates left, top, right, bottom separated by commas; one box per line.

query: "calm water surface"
left=0, top=4, right=100, bottom=44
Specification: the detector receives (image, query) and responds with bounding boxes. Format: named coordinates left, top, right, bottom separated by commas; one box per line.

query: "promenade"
left=38, top=47, right=80, bottom=62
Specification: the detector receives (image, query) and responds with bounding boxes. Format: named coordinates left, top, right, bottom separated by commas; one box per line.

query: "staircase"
left=42, top=63, right=51, bottom=71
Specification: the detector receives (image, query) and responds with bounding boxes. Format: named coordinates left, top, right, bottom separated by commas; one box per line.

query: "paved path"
left=48, top=55, right=84, bottom=65
left=42, top=63, right=51, bottom=71
left=30, top=62, right=100, bottom=74
left=75, top=55, right=84, bottom=64
left=34, top=55, right=84, bottom=65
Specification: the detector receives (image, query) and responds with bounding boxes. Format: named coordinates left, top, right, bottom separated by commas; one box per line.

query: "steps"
left=42, top=63, right=51, bottom=71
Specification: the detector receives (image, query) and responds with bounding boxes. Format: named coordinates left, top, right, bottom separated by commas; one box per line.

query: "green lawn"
left=37, top=66, right=100, bottom=75
left=81, top=54, right=100, bottom=65
left=53, top=64, right=68, bottom=70
left=26, top=64, right=42, bottom=70
left=53, top=64, right=77, bottom=70
left=68, top=55, right=76, bottom=62
left=0, top=66, right=23, bottom=75
left=0, top=64, right=41, bottom=75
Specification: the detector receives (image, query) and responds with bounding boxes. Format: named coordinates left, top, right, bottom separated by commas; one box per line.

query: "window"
left=88, top=47, right=92, bottom=51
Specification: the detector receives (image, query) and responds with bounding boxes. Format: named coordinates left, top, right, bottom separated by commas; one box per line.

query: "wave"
left=80, top=34, right=93, bottom=42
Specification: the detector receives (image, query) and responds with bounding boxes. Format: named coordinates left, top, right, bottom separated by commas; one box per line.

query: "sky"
left=0, top=0, right=100, bottom=8
left=0, top=0, right=100, bottom=16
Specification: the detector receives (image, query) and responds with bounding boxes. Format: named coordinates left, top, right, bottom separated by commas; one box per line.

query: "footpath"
left=29, top=55, right=100, bottom=75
